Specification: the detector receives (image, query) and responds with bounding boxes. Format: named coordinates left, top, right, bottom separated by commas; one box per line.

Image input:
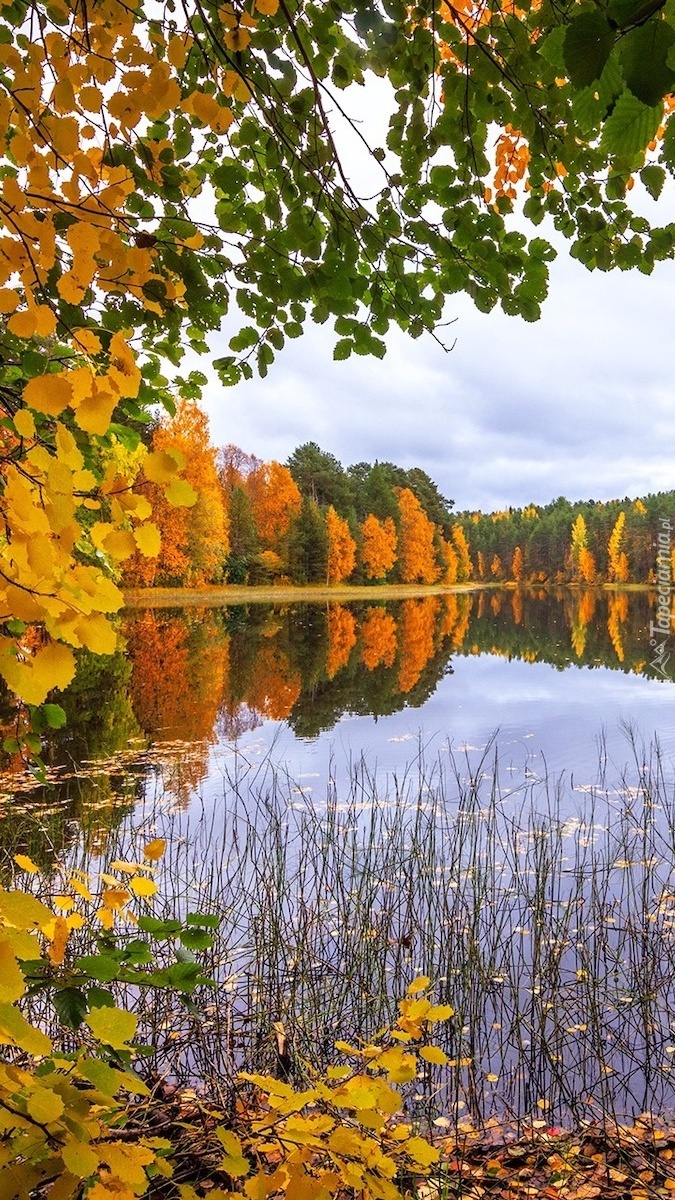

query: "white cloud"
left=201, top=226, right=675, bottom=513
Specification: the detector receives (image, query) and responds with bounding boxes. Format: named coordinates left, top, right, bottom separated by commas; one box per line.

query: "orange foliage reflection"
left=397, top=597, right=439, bottom=694
left=326, top=605, right=357, bottom=679
left=360, top=607, right=397, bottom=671
left=246, top=642, right=301, bottom=720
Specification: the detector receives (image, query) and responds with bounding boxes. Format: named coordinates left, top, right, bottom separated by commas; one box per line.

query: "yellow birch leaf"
left=0, top=288, right=19, bottom=313
left=0, top=1002, right=52, bottom=1054
left=79, top=85, right=103, bottom=111
left=68, top=876, right=92, bottom=901
left=13, top=410, right=35, bottom=438
left=0, top=890, right=54, bottom=930
left=133, top=522, right=161, bottom=558
left=73, top=384, right=117, bottom=435
left=419, top=1046, right=448, bottom=1065
left=98, top=1142, right=154, bottom=1189
left=95, top=907, right=114, bottom=929
left=406, top=975, right=430, bottom=996
left=0, top=938, right=25, bottom=1002
left=66, top=912, right=85, bottom=930
left=26, top=1085, right=65, bottom=1124
left=256, top=0, right=279, bottom=13
left=129, top=876, right=158, bottom=898
left=223, top=27, right=251, bottom=51
left=216, top=1129, right=250, bottom=1177
left=72, top=328, right=102, bottom=355
left=57, top=273, right=87, bottom=305
left=101, top=888, right=131, bottom=910
left=34, top=305, right=57, bottom=337
left=101, top=528, right=137, bottom=561
left=62, top=1139, right=100, bottom=1179
left=1, top=641, right=76, bottom=706
left=144, top=449, right=181, bottom=483
left=7, top=309, right=38, bottom=338
left=165, top=477, right=197, bottom=507
left=143, top=838, right=166, bottom=861
left=23, top=372, right=73, bottom=417
left=75, top=619, right=116, bottom=657
left=426, top=1004, right=454, bottom=1021
left=405, top=1136, right=440, bottom=1168
left=13, top=853, right=39, bottom=874
left=86, top=1005, right=138, bottom=1048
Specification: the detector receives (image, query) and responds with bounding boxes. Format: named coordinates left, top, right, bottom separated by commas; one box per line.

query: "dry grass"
left=122, top=582, right=482, bottom=608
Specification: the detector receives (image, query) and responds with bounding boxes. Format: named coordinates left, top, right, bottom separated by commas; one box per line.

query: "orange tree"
left=2, top=0, right=675, bottom=731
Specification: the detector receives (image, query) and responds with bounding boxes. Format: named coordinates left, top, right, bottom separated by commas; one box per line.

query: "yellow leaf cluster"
left=0, top=0, right=234, bottom=716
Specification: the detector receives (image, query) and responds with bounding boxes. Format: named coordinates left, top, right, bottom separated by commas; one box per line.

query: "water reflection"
left=0, top=587, right=671, bottom=856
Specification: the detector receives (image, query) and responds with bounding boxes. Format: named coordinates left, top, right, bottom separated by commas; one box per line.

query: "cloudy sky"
left=196, top=72, right=675, bottom=516
left=200, top=244, right=674, bottom=515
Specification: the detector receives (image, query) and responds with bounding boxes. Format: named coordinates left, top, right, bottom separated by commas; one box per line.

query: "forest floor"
left=126, top=1080, right=675, bottom=1200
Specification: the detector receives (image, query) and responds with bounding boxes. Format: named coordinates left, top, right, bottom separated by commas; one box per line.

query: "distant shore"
left=122, top=581, right=652, bottom=609
left=122, top=581, right=481, bottom=608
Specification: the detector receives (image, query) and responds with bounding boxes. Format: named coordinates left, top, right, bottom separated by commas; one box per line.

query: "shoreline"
left=122, top=581, right=653, bottom=609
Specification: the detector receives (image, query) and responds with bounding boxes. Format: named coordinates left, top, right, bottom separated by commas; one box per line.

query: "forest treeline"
left=121, top=400, right=675, bottom=589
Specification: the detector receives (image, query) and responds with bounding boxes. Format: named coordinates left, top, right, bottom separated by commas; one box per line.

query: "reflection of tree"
left=360, top=608, right=397, bottom=670
left=247, top=642, right=301, bottom=720
left=397, top=598, right=440, bottom=694
left=325, top=605, right=357, bottom=679
left=607, top=592, right=629, bottom=664
left=570, top=589, right=596, bottom=659
left=126, top=609, right=228, bottom=802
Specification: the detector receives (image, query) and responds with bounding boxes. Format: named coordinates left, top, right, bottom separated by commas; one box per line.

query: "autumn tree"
left=451, top=525, right=473, bottom=583
left=124, top=400, right=228, bottom=587
left=570, top=515, right=597, bottom=584
left=360, top=514, right=398, bottom=581
left=395, top=489, right=440, bottom=585
left=326, top=507, right=357, bottom=585
left=246, top=462, right=302, bottom=558
left=511, top=546, right=524, bottom=583
left=608, top=513, right=629, bottom=583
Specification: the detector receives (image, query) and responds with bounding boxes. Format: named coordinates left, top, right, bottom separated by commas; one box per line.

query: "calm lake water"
left=7, top=587, right=675, bottom=1128
left=8, top=585, right=670, bottom=824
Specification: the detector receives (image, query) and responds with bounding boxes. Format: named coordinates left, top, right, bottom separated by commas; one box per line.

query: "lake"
left=5, top=586, right=675, bottom=1130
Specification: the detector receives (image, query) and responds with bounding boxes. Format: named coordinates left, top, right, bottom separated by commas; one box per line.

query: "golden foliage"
left=360, top=514, right=397, bottom=581
left=395, top=489, right=440, bottom=585
left=326, top=507, right=357, bottom=585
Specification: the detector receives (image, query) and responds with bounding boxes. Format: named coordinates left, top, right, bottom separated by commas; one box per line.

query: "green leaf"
left=564, top=13, right=615, bottom=88
left=52, top=986, right=88, bottom=1029
left=620, top=21, right=675, bottom=106
left=333, top=338, right=353, bottom=360
left=640, top=164, right=666, bottom=199
left=75, top=954, right=123, bottom=982
left=601, top=89, right=663, bottom=157
left=186, top=912, right=221, bottom=928
left=180, top=928, right=213, bottom=950
left=137, top=916, right=183, bottom=937
left=42, top=703, right=66, bottom=729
